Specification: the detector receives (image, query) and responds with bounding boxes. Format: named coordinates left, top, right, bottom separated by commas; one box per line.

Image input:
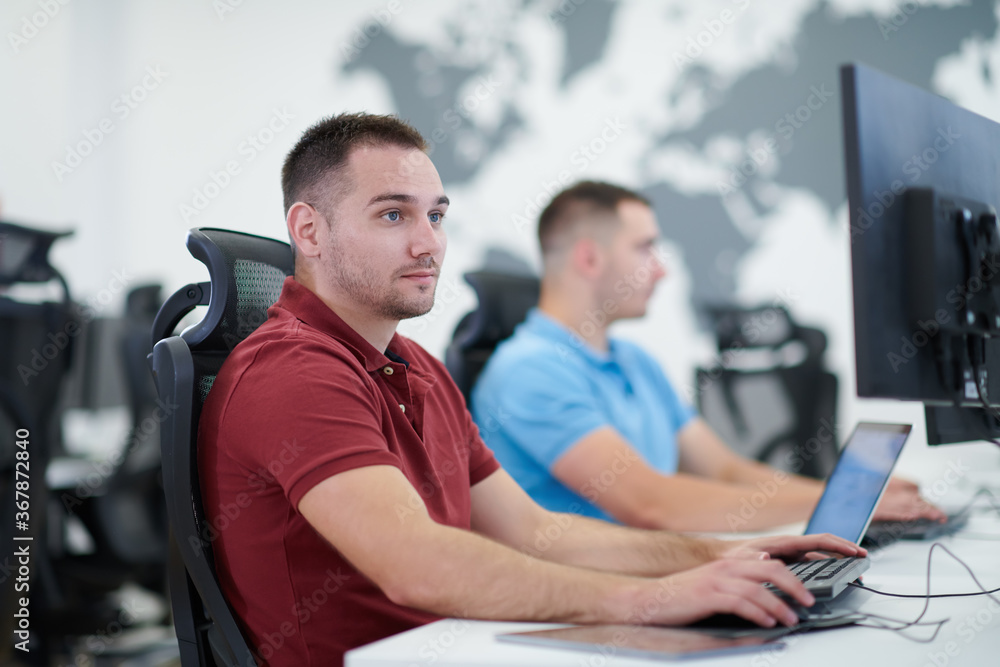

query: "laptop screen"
left=803, top=422, right=911, bottom=543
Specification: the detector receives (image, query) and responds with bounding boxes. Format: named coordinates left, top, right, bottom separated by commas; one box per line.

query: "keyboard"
left=689, top=557, right=869, bottom=631
left=767, top=556, right=870, bottom=602
left=864, top=512, right=970, bottom=548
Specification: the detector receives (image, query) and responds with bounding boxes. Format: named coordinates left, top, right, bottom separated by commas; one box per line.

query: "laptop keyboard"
left=766, top=556, right=870, bottom=602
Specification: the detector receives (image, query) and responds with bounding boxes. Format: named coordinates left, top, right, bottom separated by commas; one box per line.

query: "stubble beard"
left=327, top=253, right=438, bottom=321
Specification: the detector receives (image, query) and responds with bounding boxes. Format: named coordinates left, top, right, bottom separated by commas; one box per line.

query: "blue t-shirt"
left=471, top=309, right=696, bottom=522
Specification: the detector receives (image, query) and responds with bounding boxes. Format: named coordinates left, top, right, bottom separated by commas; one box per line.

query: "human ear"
left=287, top=202, right=323, bottom=259
left=572, top=237, right=605, bottom=278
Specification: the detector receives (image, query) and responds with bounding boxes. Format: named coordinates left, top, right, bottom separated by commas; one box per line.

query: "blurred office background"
left=2, top=0, right=1000, bottom=660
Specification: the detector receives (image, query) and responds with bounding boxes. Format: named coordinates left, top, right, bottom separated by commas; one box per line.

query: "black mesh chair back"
left=694, top=305, right=839, bottom=479
left=444, top=270, right=540, bottom=404
left=0, top=221, right=74, bottom=660
left=151, top=228, right=293, bottom=667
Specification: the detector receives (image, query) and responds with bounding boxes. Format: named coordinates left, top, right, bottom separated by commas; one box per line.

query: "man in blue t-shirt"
left=472, top=181, right=944, bottom=532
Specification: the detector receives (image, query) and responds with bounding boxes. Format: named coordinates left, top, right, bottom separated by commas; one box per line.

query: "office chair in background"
left=444, top=265, right=539, bottom=405
left=0, top=221, right=83, bottom=661
left=694, top=305, right=840, bottom=479
left=151, top=227, right=293, bottom=667
left=58, top=284, right=171, bottom=599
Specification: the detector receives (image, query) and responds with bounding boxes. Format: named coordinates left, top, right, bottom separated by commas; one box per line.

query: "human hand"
left=637, top=558, right=816, bottom=628
left=716, top=533, right=866, bottom=563
left=873, top=477, right=947, bottom=522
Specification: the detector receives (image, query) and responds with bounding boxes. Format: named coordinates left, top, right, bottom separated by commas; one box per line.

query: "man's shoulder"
left=493, top=325, right=580, bottom=366
left=478, top=327, right=590, bottom=396
left=217, top=312, right=367, bottom=397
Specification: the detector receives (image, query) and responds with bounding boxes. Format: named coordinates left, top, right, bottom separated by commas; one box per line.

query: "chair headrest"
left=703, top=304, right=828, bottom=360
left=181, top=227, right=293, bottom=351
left=456, top=270, right=540, bottom=348
left=0, top=221, right=73, bottom=286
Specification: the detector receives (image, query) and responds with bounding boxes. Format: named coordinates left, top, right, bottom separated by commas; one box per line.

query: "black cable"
left=971, top=345, right=1000, bottom=447
left=835, top=542, right=1000, bottom=643
left=849, top=542, right=1000, bottom=624
left=849, top=581, right=1000, bottom=599
left=852, top=613, right=948, bottom=644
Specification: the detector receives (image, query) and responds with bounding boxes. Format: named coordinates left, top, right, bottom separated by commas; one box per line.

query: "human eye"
left=429, top=211, right=445, bottom=224
left=382, top=210, right=402, bottom=223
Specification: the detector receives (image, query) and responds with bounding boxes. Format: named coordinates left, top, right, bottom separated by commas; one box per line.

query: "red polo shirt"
left=199, top=276, right=500, bottom=666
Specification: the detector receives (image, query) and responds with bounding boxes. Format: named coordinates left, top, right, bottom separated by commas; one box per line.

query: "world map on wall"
left=340, top=0, right=999, bottom=310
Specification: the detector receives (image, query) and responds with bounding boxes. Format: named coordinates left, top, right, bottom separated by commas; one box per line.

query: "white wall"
left=3, top=0, right=1000, bottom=458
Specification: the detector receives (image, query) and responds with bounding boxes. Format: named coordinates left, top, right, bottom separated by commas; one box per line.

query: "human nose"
left=649, top=251, right=668, bottom=281
left=410, top=216, right=445, bottom=257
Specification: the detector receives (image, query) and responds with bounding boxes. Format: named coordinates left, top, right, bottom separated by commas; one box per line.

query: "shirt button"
left=383, top=366, right=394, bottom=376
left=399, top=404, right=406, bottom=413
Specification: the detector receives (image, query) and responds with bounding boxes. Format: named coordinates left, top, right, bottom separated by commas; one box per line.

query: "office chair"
left=444, top=269, right=540, bottom=405
left=151, top=227, right=293, bottom=667
left=0, top=221, right=81, bottom=658
left=59, top=285, right=171, bottom=592
left=694, top=305, right=840, bottom=479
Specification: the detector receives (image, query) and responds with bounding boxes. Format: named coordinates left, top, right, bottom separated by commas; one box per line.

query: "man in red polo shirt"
left=198, top=112, right=864, bottom=666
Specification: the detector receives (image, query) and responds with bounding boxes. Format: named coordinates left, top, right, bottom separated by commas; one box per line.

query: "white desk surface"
left=348, top=450, right=1000, bottom=667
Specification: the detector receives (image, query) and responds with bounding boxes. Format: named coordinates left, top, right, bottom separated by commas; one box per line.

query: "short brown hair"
left=281, top=112, right=427, bottom=216
left=537, top=181, right=650, bottom=256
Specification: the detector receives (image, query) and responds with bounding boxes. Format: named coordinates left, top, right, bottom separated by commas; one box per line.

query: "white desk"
left=348, top=512, right=1000, bottom=666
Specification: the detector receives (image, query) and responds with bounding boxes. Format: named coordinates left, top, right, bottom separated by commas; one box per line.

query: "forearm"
left=629, top=473, right=819, bottom=532
left=719, top=456, right=824, bottom=499
left=518, top=511, right=722, bottom=576
left=390, top=519, right=646, bottom=623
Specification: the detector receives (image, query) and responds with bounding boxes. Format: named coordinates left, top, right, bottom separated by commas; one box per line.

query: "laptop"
left=805, top=421, right=912, bottom=543
left=777, top=421, right=911, bottom=603
left=501, top=422, right=912, bottom=657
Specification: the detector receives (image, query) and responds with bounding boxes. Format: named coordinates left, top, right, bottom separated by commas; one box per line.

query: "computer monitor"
left=842, top=63, right=1000, bottom=444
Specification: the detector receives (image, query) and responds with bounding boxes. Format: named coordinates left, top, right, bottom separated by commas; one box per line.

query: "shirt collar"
left=273, top=276, right=410, bottom=373
left=522, top=308, right=618, bottom=367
